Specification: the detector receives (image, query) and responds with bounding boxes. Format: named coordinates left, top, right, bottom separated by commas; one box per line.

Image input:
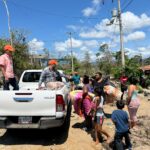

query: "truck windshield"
left=22, top=72, right=41, bottom=82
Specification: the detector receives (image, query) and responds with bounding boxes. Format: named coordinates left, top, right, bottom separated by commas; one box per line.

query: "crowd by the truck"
left=0, top=44, right=142, bottom=150
left=69, top=71, right=140, bottom=150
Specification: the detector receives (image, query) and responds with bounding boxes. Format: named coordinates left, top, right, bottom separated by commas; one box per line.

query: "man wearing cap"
left=38, top=59, right=62, bottom=89
left=0, top=44, right=19, bottom=90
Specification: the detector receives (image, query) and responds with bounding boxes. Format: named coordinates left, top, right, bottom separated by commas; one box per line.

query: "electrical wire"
left=121, top=0, right=129, bottom=8
left=122, top=0, right=134, bottom=11
left=9, top=1, right=100, bottom=20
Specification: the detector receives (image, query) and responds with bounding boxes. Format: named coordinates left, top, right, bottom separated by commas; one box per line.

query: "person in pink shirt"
left=120, top=72, right=128, bottom=100
left=0, top=45, right=19, bottom=90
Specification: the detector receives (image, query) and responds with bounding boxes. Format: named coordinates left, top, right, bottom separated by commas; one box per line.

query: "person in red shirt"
left=120, top=72, right=128, bottom=100
left=0, top=45, right=19, bottom=90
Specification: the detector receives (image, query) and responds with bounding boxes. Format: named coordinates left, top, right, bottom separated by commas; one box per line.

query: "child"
left=82, top=85, right=94, bottom=130
left=93, top=88, right=111, bottom=145
left=111, top=100, right=132, bottom=150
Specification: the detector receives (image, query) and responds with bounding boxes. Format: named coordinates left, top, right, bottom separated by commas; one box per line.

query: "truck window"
left=23, top=72, right=41, bottom=82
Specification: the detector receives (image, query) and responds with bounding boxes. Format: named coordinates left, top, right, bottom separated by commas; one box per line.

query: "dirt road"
left=0, top=93, right=150, bottom=150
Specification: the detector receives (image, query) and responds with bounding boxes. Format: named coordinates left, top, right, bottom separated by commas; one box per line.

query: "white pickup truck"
left=0, top=69, right=71, bottom=129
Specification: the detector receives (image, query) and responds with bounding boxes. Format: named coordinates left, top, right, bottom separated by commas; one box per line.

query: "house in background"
left=29, top=54, right=49, bottom=67
left=140, top=65, right=150, bottom=75
left=29, top=54, right=71, bottom=69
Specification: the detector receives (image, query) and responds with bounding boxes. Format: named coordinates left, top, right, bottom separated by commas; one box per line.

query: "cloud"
left=80, top=46, right=90, bottom=52
left=59, top=11, right=150, bottom=61
left=28, top=38, right=45, bottom=51
left=125, top=48, right=138, bottom=57
left=122, top=12, right=150, bottom=32
left=95, top=18, right=119, bottom=33
left=82, top=7, right=97, bottom=17
left=138, top=47, right=147, bottom=52
left=92, top=0, right=102, bottom=5
left=124, top=31, right=146, bottom=42
left=79, top=11, right=150, bottom=43
left=54, top=42, right=68, bottom=52
left=82, top=0, right=101, bottom=17
left=79, top=18, right=119, bottom=39
left=80, top=29, right=108, bottom=38
left=125, top=46, right=150, bottom=58
left=54, top=38, right=99, bottom=52
left=54, top=38, right=99, bottom=61
left=54, top=38, right=83, bottom=52
left=78, top=47, right=97, bottom=61
left=95, top=12, right=150, bottom=33
left=138, top=46, right=150, bottom=58
left=84, top=40, right=99, bottom=47
left=67, top=25, right=79, bottom=31
left=71, top=38, right=83, bottom=48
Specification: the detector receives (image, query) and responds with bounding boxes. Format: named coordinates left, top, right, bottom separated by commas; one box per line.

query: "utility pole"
left=117, top=0, right=125, bottom=67
left=67, top=32, right=74, bottom=73
left=3, top=0, right=13, bottom=46
left=105, top=0, right=125, bottom=67
left=140, top=53, right=143, bottom=67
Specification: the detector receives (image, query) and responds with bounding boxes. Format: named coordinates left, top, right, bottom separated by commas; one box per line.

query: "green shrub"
left=145, top=79, right=150, bottom=88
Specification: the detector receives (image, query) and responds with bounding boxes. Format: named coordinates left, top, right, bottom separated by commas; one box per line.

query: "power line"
left=122, top=0, right=134, bottom=11
left=121, top=0, right=129, bottom=8
left=9, top=1, right=99, bottom=20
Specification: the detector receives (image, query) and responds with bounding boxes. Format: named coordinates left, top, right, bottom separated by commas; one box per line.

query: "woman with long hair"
left=127, top=77, right=140, bottom=128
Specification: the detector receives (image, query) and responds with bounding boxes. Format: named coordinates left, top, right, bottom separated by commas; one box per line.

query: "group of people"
left=0, top=45, right=141, bottom=149
left=69, top=72, right=111, bottom=144
left=0, top=44, right=66, bottom=90
left=70, top=72, right=141, bottom=150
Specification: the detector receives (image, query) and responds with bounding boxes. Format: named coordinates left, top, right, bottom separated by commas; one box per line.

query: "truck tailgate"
left=0, top=90, right=56, bottom=116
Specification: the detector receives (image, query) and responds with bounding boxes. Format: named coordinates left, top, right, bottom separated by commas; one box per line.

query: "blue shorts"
left=94, top=116, right=104, bottom=125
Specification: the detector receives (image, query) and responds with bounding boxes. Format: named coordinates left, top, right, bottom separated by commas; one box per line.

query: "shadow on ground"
left=104, top=113, right=112, bottom=119
left=0, top=102, right=72, bottom=146
left=72, top=121, right=85, bottom=129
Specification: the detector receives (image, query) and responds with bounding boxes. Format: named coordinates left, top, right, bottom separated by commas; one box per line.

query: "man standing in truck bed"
left=38, top=59, right=62, bottom=89
left=0, top=45, right=19, bottom=90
